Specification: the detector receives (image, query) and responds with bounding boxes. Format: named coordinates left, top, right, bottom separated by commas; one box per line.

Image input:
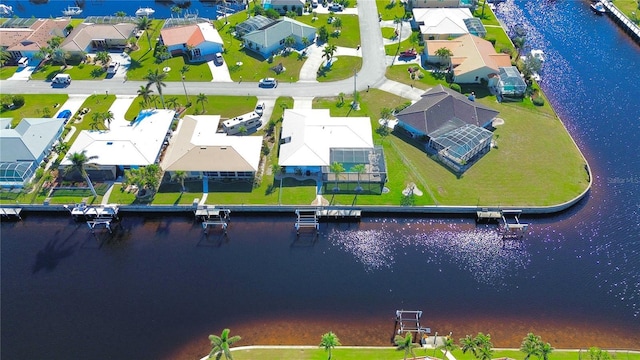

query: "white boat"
left=135, top=7, right=155, bottom=17
left=590, top=1, right=606, bottom=15
left=62, top=6, right=83, bottom=16
left=530, top=49, right=545, bottom=64
left=0, top=4, right=13, bottom=15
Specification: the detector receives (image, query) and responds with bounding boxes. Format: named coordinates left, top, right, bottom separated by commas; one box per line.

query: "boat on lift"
left=530, top=49, right=545, bottom=64
left=135, top=7, right=156, bottom=17
left=0, top=3, right=13, bottom=15
left=590, top=1, right=606, bottom=15
left=62, top=6, right=83, bottom=16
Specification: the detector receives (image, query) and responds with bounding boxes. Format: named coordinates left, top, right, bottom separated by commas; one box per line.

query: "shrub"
left=486, top=38, right=497, bottom=46
left=449, top=83, right=462, bottom=93
left=532, top=97, right=545, bottom=106
left=12, top=95, right=25, bottom=108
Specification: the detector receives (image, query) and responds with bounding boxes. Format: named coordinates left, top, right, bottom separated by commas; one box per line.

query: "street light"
left=181, top=75, right=189, bottom=104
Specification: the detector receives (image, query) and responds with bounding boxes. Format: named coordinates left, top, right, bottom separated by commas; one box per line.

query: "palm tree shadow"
left=197, top=230, right=230, bottom=247
left=32, top=237, right=79, bottom=273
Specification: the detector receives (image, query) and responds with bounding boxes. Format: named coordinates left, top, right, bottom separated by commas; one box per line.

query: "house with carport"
left=278, top=109, right=387, bottom=193
left=395, top=85, right=499, bottom=172
left=60, top=109, right=175, bottom=180
left=0, top=18, right=70, bottom=62
left=160, top=115, right=263, bottom=182
left=60, top=20, right=137, bottom=57
left=159, top=20, right=224, bottom=62
left=424, top=33, right=511, bottom=84
left=0, top=117, right=66, bottom=188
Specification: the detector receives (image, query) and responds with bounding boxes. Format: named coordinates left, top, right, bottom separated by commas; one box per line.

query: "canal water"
left=2, top=0, right=640, bottom=359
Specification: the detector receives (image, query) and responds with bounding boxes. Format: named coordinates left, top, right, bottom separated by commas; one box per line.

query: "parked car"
left=56, top=109, right=72, bottom=120
left=18, top=57, right=29, bottom=67
left=255, top=103, right=265, bottom=116
left=215, top=52, right=224, bottom=64
left=107, top=61, right=120, bottom=74
left=259, top=78, right=278, bottom=88
left=329, top=3, right=344, bottom=11
left=51, top=74, right=71, bottom=86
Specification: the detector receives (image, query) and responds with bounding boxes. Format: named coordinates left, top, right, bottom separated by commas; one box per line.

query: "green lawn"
left=384, top=32, right=422, bottom=56
left=486, top=27, right=515, bottom=55
left=473, top=1, right=501, bottom=26
left=386, top=64, right=448, bottom=90
left=611, top=0, right=640, bottom=23
left=296, top=14, right=362, bottom=48
left=376, top=0, right=408, bottom=21
left=0, top=66, right=17, bottom=80
left=317, top=56, right=363, bottom=82
left=0, top=94, right=69, bottom=127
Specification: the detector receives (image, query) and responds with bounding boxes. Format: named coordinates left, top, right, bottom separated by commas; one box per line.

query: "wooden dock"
left=65, top=204, right=119, bottom=221
left=602, top=0, right=640, bottom=44
left=0, top=207, right=22, bottom=220
left=476, top=209, right=502, bottom=222
left=195, top=206, right=230, bottom=234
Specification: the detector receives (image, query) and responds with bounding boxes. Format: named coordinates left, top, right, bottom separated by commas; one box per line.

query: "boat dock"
left=195, top=206, right=231, bottom=234
left=476, top=209, right=502, bottom=222
left=394, top=310, right=431, bottom=342
left=500, top=210, right=529, bottom=241
left=317, top=208, right=362, bottom=221
left=0, top=207, right=22, bottom=220
left=63, top=204, right=120, bottom=233
left=294, top=208, right=362, bottom=234
left=294, top=209, right=319, bottom=234
left=601, top=0, right=640, bottom=44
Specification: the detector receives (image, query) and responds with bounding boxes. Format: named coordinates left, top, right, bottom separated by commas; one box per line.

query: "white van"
left=222, top=112, right=261, bottom=135
left=18, top=57, right=29, bottom=67
left=52, top=73, right=71, bottom=84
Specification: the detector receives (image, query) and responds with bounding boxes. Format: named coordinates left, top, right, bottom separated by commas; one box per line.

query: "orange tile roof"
left=160, top=24, right=204, bottom=47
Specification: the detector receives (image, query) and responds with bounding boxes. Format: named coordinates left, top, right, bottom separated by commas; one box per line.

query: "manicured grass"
left=611, top=0, right=640, bottom=23
left=385, top=64, right=449, bottom=90
left=486, top=27, right=515, bottom=55
left=296, top=14, right=362, bottom=48
left=317, top=56, right=363, bottom=82
left=0, top=94, right=69, bottom=127
left=381, top=27, right=397, bottom=40
left=64, top=94, right=117, bottom=144
left=473, top=1, right=501, bottom=26
left=376, top=0, right=408, bottom=21
left=123, top=95, right=257, bottom=120
left=384, top=33, right=421, bottom=56
left=0, top=66, right=17, bottom=80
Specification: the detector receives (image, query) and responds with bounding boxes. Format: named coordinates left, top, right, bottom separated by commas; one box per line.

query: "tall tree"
left=144, top=69, right=167, bottom=108
left=179, top=65, right=191, bottom=102
left=394, top=332, right=417, bottom=360
left=172, top=171, right=187, bottom=192
left=350, top=163, right=366, bottom=192
left=538, top=342, right=554, bottom=360
left=208, top=328, right=241, bottom=360
left=137, top=85, right=154, bottom=107
left=64, top=151, right=98, bottom=197
left=166, top=96, right=178, bottom=110
left=330, top=161, right=344, bottom=192
left=135, top=16, right=154, bottom=49
left=460, top=334, right=478, bottom=357
left=95, top=50, right=111, bottom=65
left=284, top=35, right=296, bottom=53
left=319, top=331, right=341, bottom=360
left=196, top=93, right=208, bottom=114
left=520, top=333, right=541, bottom=360
left=435, top=47, right=453, bottom=66
left=103, top=111, right=114, bottom=130
left=439, top=336, right=458, bottom=360
left=0, top=48, right=10, bottom=66
left=90, top=112, right=104, bottom=130
left=322, top=43, right=337, bottom=65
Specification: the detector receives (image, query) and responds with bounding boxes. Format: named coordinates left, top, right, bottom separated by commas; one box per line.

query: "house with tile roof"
left=0, top=18, right=70, bottom=61
left=412, top=8, right=477, bottom=40
left=242, top=17, right=315, bottom=58
left=395, top=85, right=498, bottom=172
left=279, top=109, right=387, bottom=193
left=159, top=22, right=224, bottom=62
left=61, top=109, right=175, bottom=180
left=0, top=117, right=66, bottom=188
left=161, top=115, right=263, bottom=180
left=60, top=22, right=137, bottom=56
left=425, top=33, right=511, bottom=84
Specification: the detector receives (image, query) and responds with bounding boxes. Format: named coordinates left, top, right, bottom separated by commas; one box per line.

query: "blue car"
left=57, top=110, right=72, bottom=121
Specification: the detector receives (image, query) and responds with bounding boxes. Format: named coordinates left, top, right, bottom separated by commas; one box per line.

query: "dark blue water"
left=2, top=1, right=640, bottom=359
left=2, top=0, right=240, bottom=19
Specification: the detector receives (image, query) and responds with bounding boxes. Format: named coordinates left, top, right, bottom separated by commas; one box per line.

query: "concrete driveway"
left=209, top=59, right=232, bottom=82
left=55, top=94, right=90, bottom=118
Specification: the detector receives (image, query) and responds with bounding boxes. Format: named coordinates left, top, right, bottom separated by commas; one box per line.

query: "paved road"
left=0, top=1, right=393, bottom=98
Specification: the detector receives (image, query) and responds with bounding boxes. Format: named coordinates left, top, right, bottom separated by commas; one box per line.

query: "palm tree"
left=319, top=331, right=341, bottom=360
left=90, top=112, right=104, bottom=130
left=333, top=17, right=343, bottom=30
left=144, top=69, right=167, bottom=108
left=135, top=16, right=154, bottom=49
left=350, top=163, right=366, bottom=192
left=284, top=35, right=296, bottom=53
left=520, top=333, right=540, bottom=360
left=166, top=96, right=179, bottom=110
left=330, top=161, right=344, bottom=192
left=172, top=171, right=187, bottom=192
left=208, top=328, right=241, bottom=360
left=513, top=36, right=526, bottom=59
left=103, top=111, right=114, bottom=130
left=474, top=332, right=493, bottom=350
left=435, top=47, right=453, bottom=66
left=196, top=93, right=208, bottom=114
left=114, top=10, right=126, bottom=17
left=52, top=48, right=68, bottom=67
left=64, top=151, right=98, bottom=197
left=301, top=36, right=311, bottom=49
left=439, top=336, right=458, bottom=360
left=394, top=332, right=417, bottom=360
left=460, top=335, right=477, bottom=357
left=322, top=43, right=337, bottom=65
left=170, top=5, right=182, bottom=17
left=179, top=65, right=191, bottom=102
left=95, top=50, right=110, bottom=66
left=137, top=85, right=154, bottom=107
left=539, top=342, right=554, bottom=360
left=478, top=345, right=493, bottom=360
left=0, top=48, right=10, bottom=66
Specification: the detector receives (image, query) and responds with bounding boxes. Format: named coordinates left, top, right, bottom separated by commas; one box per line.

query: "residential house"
left=262, top=0, right=306, bottom=15
left=60, top=109, right=175, bottom=180
left=425, top=33, right=511, bottom=83
left=60, top=21, right=137, bottom=56
left=235, top=15, right=277, bottom=36
left=490, top=66, right=527, bottom=98
left=0, top=117, right=66, bottom=188
left=279, top=109, right=387, bottom=193
left=412, top=8, right=476, bottom=40
left=161, top=115, right=263, bottom=180
left=243, top=17, right=316, bottom=58
left=159, top=22, right=224, bottom=62
left=395, top=85, right=498, bottom=172
left=0, top=18, right=70, bottom=61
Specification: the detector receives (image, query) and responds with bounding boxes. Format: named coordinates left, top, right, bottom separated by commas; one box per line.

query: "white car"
left=215, top=52, right=224, bottom=64
left=18, top=57, right=29, bottom=67
left=107, top=61, right=120, bottom=74
left=255, top=103, right=265, bottom=116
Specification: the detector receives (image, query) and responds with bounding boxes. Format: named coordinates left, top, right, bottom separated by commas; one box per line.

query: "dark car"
left=259, top=78, right=278, bottom=88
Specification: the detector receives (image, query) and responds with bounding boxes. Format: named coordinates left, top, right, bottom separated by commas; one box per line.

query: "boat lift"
left=195, top=206, right=231, bottom=234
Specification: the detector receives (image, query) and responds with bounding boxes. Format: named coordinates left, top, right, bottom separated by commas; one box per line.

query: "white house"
left=159, top=22, right=224, bottom=62
left=0, top=117, right=66, bottom=188
left=243, top=17, right=316, bottom=58
left=408, top=0, right=475, bottom=8
left=412, top=8, right=474, bottom=40
left=161, top=115, right=263, bottom=180
left=61, top=109, right=175, bottom=180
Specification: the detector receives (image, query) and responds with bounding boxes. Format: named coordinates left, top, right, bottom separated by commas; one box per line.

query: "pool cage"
left=322, top=147, right=387, bottom=194
left=0, top=162, right=35, bottom=188
left=428, top=124, right=493, bottom=173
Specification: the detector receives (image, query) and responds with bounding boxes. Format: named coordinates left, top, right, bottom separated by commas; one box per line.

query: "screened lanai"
left=0, top=162, right=34, bottom=188
left=322, top=147, right=387, bottom=193
left=498, top=66, right=527, bottom=97
left=429, top=124, right=493, bottom=170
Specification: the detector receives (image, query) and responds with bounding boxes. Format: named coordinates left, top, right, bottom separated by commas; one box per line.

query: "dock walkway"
left=602, top=0, right=640, bottom=44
